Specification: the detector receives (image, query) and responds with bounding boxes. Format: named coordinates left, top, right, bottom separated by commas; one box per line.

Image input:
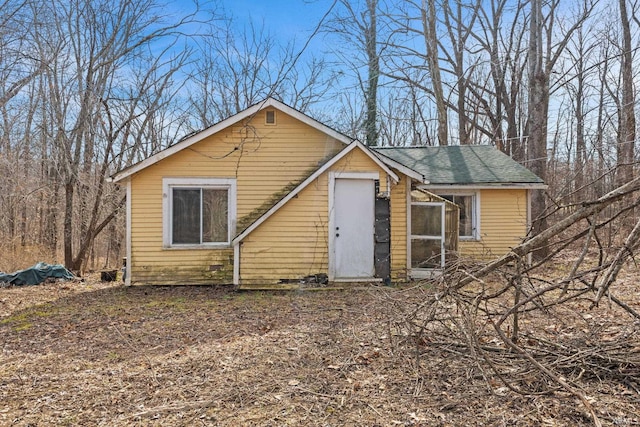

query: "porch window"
left=163, top=178, right=236, bottom=247
left=439, top=193, right=478, bottom=240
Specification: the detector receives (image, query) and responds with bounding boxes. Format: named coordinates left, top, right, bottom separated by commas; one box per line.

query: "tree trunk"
left=575, top=74, right=585, bottom=202
left=365, top=0, right=379, bottom=146
left=617, top=0, right=635, bottom=190
left=422, top=0, right=448, bottom=146
left=63, top=181, right=78, bottom=271
left=527, top=0, right=549, bottom=259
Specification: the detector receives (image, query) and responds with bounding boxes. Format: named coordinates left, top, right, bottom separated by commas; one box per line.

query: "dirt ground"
left=1, top=270, right=640, bottom=426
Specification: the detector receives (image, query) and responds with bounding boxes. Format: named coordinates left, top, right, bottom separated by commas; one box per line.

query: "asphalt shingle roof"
left=374, top=145, right=544, bottom=185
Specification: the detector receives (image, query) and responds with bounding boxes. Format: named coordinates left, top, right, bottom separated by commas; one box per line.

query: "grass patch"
left=143, top=296, right=188, bottom=311
left=13, top=321, right=33, bottom=331
left=1, top=303, right=59, bottom=331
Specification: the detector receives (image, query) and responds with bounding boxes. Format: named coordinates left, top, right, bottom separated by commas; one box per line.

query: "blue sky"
left=165, top=0, right=340, bottom=65
left=219, top=0, right=337, bottom=56
left=221, top=0, right=333, bottom=38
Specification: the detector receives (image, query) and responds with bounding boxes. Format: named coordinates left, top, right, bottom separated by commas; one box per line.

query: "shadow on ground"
left=1, top=284, right=361, bottom=363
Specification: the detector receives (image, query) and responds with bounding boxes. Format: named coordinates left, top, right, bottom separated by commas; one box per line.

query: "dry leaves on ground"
left=1, top=270, right=639, bottom=426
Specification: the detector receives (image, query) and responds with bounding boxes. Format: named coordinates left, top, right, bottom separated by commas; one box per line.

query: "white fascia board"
left=233, top=141, right=388, bottom=244
left=110, top=98, right=353, bottom=183
left=233, top=242, right=240, bottom=286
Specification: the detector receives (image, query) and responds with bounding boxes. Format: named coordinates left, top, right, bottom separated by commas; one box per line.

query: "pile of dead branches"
left=384, top=177, right=640, bottom=426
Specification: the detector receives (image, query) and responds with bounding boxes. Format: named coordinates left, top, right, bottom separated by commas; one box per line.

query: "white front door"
left=332, top=177, right=375, bottom=279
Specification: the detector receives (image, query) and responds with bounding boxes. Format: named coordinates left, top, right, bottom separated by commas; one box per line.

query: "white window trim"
left=434, top=190, right=481, bottom=241
left=162, top=177, right=237, bottom=249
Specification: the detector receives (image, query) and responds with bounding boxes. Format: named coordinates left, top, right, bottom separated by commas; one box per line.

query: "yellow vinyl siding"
left=239, top=148, right=398, bottom=285
left=459, top=189, right=528, bottom=259
left=389, top=176, right=408, bottom=280
left=128, top=109, right=343, bottom=285
left=238, top=179, right=328, bottom=282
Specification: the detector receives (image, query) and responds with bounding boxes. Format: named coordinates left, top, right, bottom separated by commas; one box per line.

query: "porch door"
left=411, top=202, right=446, bottom=269
left=333, top=178, right=375, bottom=279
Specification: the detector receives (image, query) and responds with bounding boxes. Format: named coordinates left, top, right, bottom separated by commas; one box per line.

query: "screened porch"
left=409, top=187, right=459, bottom=278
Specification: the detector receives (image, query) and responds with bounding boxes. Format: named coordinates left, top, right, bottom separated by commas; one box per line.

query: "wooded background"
left=0, top=0, right=637, bottom=273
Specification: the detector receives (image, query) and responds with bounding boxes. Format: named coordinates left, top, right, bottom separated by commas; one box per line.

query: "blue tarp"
left=0, top=262, right=75, bottom=286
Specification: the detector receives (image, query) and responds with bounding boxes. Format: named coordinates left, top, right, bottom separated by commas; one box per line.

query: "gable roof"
left=374, top=145, right=545, bottom=187
left=233, top=140, right=399, bottom=244
left=109, top=98, right=354, bottom=183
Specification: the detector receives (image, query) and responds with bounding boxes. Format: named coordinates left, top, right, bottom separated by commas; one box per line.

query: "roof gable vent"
left=265, top=109, right=276, bottom=125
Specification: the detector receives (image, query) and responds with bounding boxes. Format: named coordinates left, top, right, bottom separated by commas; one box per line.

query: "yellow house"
left=109, top=98, right=544, bottom=288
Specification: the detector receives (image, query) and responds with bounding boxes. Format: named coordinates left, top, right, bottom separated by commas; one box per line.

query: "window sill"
left=163, top=244, right=231, bottom=250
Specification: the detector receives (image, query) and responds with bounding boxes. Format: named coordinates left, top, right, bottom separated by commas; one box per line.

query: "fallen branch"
left=593, top=215, right=640, bottom=307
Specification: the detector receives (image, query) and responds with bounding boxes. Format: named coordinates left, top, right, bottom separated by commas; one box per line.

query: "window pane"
left=442, top=195, right=473, bottom=237
left=202, top=189, right=228, bottom=243
left=444, top=203, right=459, bottom=252
left=453, top=196, right=473, bottom=237
left=173, top=189, right=201, bottom=244
left=411, top=239, right=442, bottom=268
left=411, top=204, right=442, bottom=236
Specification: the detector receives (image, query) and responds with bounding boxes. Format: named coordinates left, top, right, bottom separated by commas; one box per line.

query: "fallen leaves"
left=0, top=272, right=639, bottom=425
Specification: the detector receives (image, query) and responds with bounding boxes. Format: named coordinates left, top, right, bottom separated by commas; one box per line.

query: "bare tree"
left=468, top=0, right=529, bottom=157
left=525, top=0, right=596, bottom=257
left=0, top=0, right=49, bottom=110
left=593, top=32, right=618, bottom=199
left=566, top=30, right=590, bottom=200
left=189, top=20, right=287, bottom=125
left=439, top=0, right=481, bottom=145
left=188, top=17, right=336, bottom=131
left=323, top=0, right=385, bottom=145
left=363, top=0, right=380, bottom=146
left=1, top=0, right=200, bottom=272
left=616, top=0, right=636, bottom=190
left=526, top=0, right=549, bottom=255
left=0, top=0, right=57, bottom=263
left=421, top=0, right=448, bottom=145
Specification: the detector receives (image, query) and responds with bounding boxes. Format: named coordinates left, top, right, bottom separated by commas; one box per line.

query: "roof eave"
left=419, top=182, right=547, bottom=190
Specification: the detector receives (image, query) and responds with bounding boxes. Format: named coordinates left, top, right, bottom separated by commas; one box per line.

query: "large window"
left=439, top=193, right=478, bottom=240
left=163, top=178, right=236, bottom=247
